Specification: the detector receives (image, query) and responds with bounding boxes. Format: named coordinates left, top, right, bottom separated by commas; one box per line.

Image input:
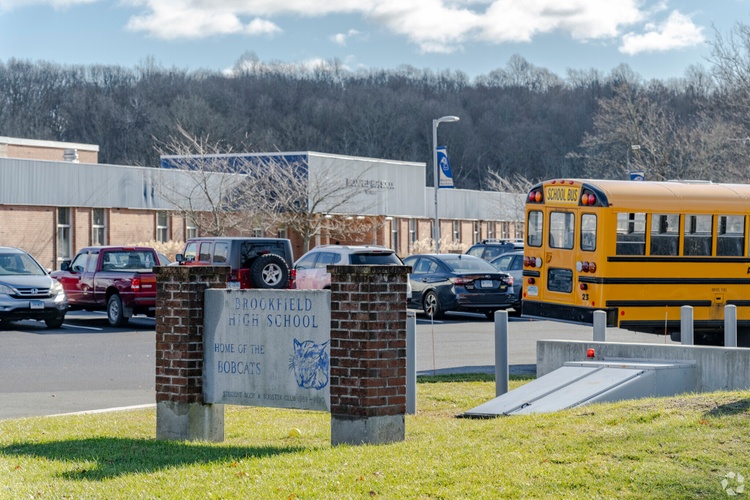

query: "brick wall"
left=328, top=265, right=410, bottom=417
left=110, top=209, right=156, bottom=244
left=0, top=206, right=56, bottom=268
left=4, top=144, right=98, bottom=163
left=154, top=265, right=229, bottom=404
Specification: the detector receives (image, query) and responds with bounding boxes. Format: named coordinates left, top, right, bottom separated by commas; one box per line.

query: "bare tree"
left=576, top=84, right=746, bottom=182
left=156, top=128, right=378, bottom=248
left=484, top=171, right=531, bottom=230
left=243, top=154, right=378, bottom=252
left=156, top=126, right=261, bottom=236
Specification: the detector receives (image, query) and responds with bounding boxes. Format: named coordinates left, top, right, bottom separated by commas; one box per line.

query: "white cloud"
left=14, top=0, right=706, bottom=58
left=245, top=18, right=282, bottom=36
left=0, top=0, right=96, bottom=12
left=619, top=11, right=705, bottom=55
left=330, top=29, right=361, bottom=46
left=124, top=0, right=281, bottom=39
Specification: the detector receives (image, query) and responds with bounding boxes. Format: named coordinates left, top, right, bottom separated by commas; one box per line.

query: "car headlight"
left=0, top=283, right=16, bottom=295
left=50, top=280, right=64, bottom=295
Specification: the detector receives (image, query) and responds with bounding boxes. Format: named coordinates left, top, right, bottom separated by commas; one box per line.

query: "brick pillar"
left=329, top=264, right=411, bottom=446
left=154, top=265, right=229, bottom=441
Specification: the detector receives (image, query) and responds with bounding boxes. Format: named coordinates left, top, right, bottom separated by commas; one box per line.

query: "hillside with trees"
left=3, top=21, right=750, bottom=189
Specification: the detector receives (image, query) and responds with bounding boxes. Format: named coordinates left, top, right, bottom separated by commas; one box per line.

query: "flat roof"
left=0, top=136, right=99, bottom=152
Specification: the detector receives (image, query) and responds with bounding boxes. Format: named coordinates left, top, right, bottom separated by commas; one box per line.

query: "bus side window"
left=580, top=214, right=596, bottom=251
left=717, top=215, right=745, bottom=256
left=684, top=214, right=712, bottom=256
left=650, top=214, right=679, bottom=256
left=616, top=212, right=646, bottom=255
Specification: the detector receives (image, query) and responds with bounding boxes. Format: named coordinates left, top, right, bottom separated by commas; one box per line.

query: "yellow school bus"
left=522, top=179, right=750, bottom=337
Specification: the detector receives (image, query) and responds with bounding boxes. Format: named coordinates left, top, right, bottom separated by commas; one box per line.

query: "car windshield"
left=441, top=255, right=497, bottom=273
left=0, top=252, right=46, bottom=276
left=349, top=252, right=401, bottom=265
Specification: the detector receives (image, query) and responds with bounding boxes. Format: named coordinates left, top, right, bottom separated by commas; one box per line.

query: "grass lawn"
left=1, top=374, right=749, bottom=499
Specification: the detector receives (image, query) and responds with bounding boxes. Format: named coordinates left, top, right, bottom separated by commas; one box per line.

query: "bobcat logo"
left=289, top=339, right=329, bottom=390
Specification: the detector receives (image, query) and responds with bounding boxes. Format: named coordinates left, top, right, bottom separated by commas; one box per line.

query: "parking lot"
left=0, top=309, right=681, bottom=420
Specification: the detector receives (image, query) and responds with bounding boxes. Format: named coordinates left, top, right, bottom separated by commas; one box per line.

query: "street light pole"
left=432, top=115, right=460, bottom=253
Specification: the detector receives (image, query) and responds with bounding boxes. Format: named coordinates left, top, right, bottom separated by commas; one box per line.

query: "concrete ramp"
left=462, top=359, right=696, bottom=418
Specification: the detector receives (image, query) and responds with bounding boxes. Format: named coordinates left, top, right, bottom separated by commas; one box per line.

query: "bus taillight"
left=581, top=190, right=596, bottom=206
left=527, top=190, right=543, bottom=203
left=524, top=256, right=542, bottom=268
left=581, top=193, right=597, bottom=205
left=576, top=261, right=597, bottom=273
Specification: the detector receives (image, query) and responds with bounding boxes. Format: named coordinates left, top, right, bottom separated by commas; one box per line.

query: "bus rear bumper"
left=522, top=300, right=618, bottom=327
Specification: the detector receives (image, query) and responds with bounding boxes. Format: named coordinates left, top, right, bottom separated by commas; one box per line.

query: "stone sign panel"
left=203, top=289, right=331, bottom=412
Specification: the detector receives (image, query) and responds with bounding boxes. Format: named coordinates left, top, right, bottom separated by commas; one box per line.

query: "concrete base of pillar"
left=331, top=414, right=405, bottom=446
left=156, top=401, right=225, bottom=442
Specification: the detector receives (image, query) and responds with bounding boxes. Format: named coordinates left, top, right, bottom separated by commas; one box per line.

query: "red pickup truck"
left=51, top=246, right=160, bottom=327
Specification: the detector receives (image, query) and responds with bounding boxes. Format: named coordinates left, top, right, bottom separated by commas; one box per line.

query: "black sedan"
left=403, top=253, right=515, bottom=320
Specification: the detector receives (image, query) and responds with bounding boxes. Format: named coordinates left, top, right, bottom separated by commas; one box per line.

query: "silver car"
left=489, top=250, right=524, bottom=315
left=0, top=247, right=68, bottom=328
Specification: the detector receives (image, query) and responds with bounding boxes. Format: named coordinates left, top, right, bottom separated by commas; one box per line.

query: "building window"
left=156, top=212, right=169, bottom=242
left=252, top=227, right=263, bottom=237
left=57, top=208, right=72, bottom=266
left=473, top=221, right=481, bottom=244
left=186, top=219, right=198, bottom=239
left=92, top=208, right=106, bottom=246
left=277, top=227, right=287, bottom=239
left=503, top=222, right=511, bottom=238
left=452, top=221, right=460, bottom=241
left=487, top=222, right=495, bottom=240
left=409, top=219, right=417, bottom=245
left=391, top=219, right=399, bottom=253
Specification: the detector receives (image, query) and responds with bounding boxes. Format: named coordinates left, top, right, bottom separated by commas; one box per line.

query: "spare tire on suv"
left=249, top=253, right=289, bottom=289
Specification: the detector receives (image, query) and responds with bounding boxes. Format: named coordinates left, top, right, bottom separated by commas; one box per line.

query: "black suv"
left=175, top=237, right=295, bottom=289
left=466, top=239, right=524, bottom=261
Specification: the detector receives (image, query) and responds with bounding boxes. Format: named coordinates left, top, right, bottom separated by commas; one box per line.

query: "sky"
left=0, top=0, right=747, bottom=82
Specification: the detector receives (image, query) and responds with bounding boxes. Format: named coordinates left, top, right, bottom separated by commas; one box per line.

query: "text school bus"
left=521, top=179, right=750, bottom=338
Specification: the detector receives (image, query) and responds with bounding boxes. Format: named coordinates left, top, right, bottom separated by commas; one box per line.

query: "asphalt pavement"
left=0, top=310, right=681, bottom=420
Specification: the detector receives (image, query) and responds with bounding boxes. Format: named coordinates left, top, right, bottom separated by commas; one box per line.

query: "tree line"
left=4, top=21, right=750, bottom=189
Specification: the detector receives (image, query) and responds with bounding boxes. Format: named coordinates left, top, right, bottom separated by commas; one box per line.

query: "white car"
left=294, top=245, right=411, bottom=298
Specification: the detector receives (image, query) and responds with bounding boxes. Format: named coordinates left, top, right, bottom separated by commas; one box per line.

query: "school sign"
left=203, top=289, right=331, bottom=412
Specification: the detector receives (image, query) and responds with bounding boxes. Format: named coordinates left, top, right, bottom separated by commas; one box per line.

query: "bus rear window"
left=527, top=211, right=543, bottom=247
left=549, top=212, right=574, bottom=249
left=616, top=212, right=646, bottom=255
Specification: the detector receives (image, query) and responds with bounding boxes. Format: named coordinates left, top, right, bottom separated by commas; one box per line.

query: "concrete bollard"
left=725, top=304, right=738, bottom=348
left=593, top=310, right=607, bottom=342
left=406, top=311, right=417, bottom=415
left=681, top=305, right=694, bottom=345
left=494, top=310, right=509, bottom=397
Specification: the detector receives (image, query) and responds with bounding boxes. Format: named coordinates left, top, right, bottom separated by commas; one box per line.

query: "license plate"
left=30, top=300, right=44, bottom=309
left=226, top=281, right=241, bottom=289
left=527, top=285, right=539, bottom=297
left=480, top=280, right=494, bottom=288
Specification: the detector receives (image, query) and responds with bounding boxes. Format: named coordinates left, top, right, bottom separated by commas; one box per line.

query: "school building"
left=0, top=136, right=524, bottom=268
